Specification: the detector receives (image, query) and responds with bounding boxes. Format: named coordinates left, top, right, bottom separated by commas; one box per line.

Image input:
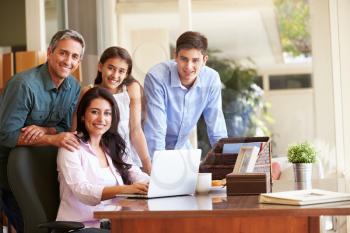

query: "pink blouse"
left=56, top=141, right=149, bottom=227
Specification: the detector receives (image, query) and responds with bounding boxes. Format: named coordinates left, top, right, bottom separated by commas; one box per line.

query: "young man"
left=143, top=31, right=228, bottom=157
left=0, top=29, right=85, bottom=233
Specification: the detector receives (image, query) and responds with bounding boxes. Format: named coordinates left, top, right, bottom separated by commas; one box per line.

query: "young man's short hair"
left=175, top=31, right=208, bottom=56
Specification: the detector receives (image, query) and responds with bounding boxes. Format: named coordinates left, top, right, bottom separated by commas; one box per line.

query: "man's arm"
left=17, top=80, right=81, bottom=151
left=0, top=78, right=33, bottom=148
left=202, top=75, right=228, bottom=146
left=143, top=72, right=167, bottom=158
left=17, top=131, right=80, bottom=152
left=0, top=77, right=80, bottom=151
left=20, top=125, right=57, bottom=144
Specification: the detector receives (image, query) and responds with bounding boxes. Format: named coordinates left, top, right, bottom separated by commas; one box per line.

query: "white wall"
left=130, top=29, right=170, bottom=83
left=265, top=89, right=314, bottom=156
left=25, top=0, right=46, bottom=51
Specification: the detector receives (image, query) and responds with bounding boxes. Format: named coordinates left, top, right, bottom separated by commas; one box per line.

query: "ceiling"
left=118, top=0, right=283, bottom=67
left=44, top=0, right=283, bottom=67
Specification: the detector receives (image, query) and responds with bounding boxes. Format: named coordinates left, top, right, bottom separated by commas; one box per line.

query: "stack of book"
left=259, top=189, right=350, bottom=206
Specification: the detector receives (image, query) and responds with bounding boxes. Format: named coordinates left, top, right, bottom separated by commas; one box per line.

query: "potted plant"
left=287, top=141, right=317, bottom=185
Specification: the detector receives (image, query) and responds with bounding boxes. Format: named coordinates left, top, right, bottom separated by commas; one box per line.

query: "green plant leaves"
left=287, top=141, right=317, bottom=163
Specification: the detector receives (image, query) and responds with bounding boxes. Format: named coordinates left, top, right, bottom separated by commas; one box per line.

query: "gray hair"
left=48, top=29, right=86, bottom=58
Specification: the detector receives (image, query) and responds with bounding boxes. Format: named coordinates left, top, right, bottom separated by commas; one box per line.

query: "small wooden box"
left=226, top=172, right=271, bottom=196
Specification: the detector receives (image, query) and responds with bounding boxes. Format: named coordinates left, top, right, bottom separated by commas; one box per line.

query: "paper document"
left=259, top=189, right=350, bottom=206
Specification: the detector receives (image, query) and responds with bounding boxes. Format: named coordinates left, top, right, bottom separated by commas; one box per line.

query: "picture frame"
left=233, top=146, right=260, bottom=173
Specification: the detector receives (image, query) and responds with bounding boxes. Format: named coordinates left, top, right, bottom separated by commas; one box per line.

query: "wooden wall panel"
left=1, top=51, right=81, bottom=90
left=0, top=54, right=2, bottom=89
left=72, top=65, right=81, bottom=82
left=37, top=51, right=47, bottom=65
left=0, top=53, right=14, bottom=90
left=15, top=51, right=46, bottom=73
left=15, top=51, right=81, bottom=82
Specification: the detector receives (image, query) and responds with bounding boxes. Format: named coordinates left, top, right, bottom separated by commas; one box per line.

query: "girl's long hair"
left=94, top=46, right=134, bottom=86
left=94, top=46, right=147, bottom=123
left=76, top=87, right=131, bottom=184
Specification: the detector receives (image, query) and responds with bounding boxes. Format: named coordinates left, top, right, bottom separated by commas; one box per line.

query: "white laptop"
left=116, top=149, right=202, bottom=199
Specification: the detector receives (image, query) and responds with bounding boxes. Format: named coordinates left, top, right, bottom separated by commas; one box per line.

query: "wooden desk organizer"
left=226, top=173, right=270, bottom=196
left=199, top=137, right=272, bottom=191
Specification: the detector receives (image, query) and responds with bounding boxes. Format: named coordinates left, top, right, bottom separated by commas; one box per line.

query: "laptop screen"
left=115, top=149, right=202, bottom=199
left=147, top=149, right=202, bottom=198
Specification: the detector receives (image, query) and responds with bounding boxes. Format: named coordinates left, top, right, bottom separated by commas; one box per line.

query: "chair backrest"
left=8, top=146, right=59, bottom=233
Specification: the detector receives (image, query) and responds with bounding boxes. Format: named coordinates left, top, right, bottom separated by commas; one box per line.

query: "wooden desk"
left=94, top=180, right=350, bottom=233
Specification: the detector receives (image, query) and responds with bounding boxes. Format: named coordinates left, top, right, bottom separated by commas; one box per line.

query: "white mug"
left=196, top=173, right=212, bottom=193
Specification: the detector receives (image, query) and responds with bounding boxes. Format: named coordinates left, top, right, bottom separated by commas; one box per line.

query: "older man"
left=0, top=29, right=85, bottom=233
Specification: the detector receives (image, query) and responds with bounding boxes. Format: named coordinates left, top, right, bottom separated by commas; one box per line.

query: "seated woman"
left=56, top=87, right=149, bottom=229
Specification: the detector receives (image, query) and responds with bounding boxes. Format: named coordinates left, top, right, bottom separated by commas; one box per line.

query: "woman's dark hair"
left=94, top=46, right=147, bottom=123
left=76, top=86, right=131, bottom=184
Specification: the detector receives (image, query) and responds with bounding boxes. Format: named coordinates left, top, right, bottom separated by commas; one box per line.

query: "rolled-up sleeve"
left=0, top=79, right=32, bottom=148
left=143, top=72, right=167, bottom=157
left=57, top=147, right=104, bottom=206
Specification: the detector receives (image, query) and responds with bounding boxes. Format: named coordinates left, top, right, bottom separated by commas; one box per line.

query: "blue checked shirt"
left=143, top=60, right=227, bottom=157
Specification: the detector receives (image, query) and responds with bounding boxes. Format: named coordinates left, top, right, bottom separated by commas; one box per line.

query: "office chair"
left=7, top=146, right=109, bottom=233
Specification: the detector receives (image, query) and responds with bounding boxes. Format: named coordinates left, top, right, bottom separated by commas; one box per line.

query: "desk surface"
left=94, top=179, right=350, bottom=219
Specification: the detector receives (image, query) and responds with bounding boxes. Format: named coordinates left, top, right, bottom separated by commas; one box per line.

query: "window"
left=269, top=74, right=312, bottom=90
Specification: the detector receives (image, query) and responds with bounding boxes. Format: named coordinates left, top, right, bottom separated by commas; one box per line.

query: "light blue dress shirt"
left=143, top=60, right=227, bottom=157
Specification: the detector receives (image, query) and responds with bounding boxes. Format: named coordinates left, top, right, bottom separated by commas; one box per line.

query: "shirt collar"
left=40, top=62, right=71, bottom=92
left=81, top=140, right=96, bottom=155
left=170, top=62, right=182, bottom=88
left=80, top=140, right=115, bottom=172
left=170, top=61, right=203, bottom=89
